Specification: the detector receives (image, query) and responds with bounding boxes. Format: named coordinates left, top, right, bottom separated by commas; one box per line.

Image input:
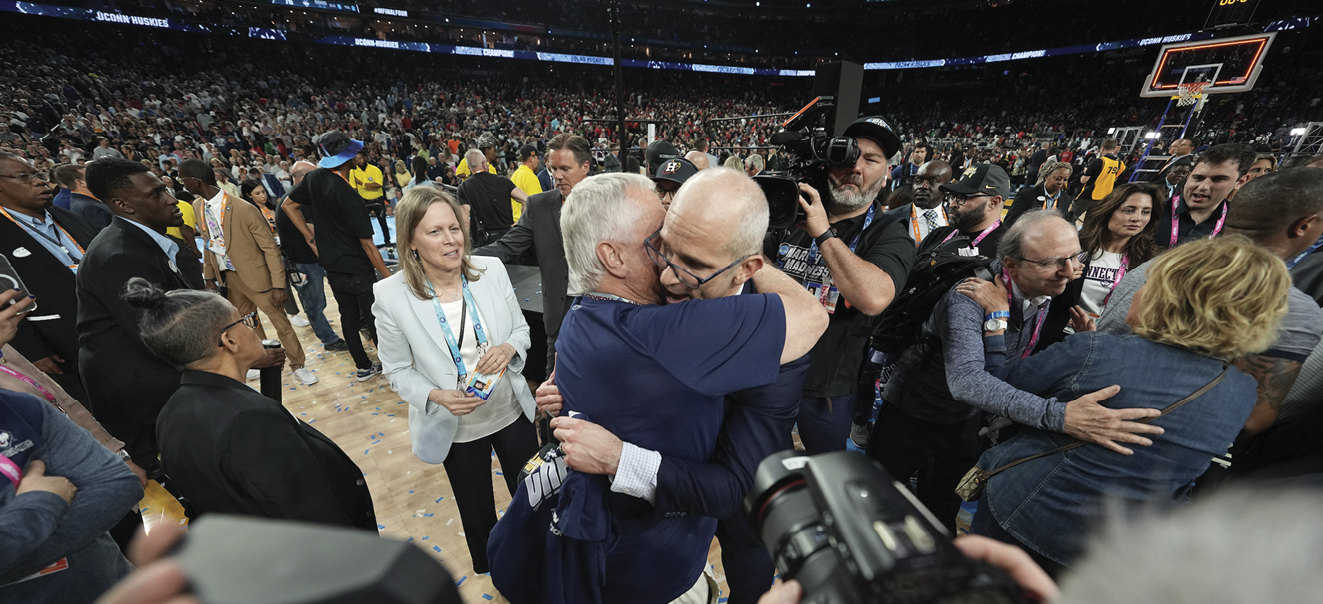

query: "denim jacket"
left=979, top=331, right=1256, bottom=565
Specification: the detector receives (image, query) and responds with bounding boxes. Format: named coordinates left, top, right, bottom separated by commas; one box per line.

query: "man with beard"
left=769, top=116, right=915, bottom=453
left=925, top=165, right=1011, bottom=258
left=885, top=159, right=954, bottom=247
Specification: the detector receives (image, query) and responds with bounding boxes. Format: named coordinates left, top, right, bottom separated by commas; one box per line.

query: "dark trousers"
left=717, top=521, right=776, bottom=604
left=795, top=393, right=855, bottom=454
left=865, top=405, right=982, bottom=532
left=326, top=271, right=378, bottom=369
left=365, top=201, right=391, bottom=246
left=443, top=415, right=539, bottom=574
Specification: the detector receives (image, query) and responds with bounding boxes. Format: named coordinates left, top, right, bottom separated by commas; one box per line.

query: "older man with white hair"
left=455, top=148, right=527, bottom=247
left=489, top=171, right=827, bottom=604
left=539, top=168, right=817, bottom=603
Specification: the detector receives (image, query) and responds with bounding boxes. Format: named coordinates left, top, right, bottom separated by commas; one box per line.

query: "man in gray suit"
left=475, top=133, right=591, bottom=375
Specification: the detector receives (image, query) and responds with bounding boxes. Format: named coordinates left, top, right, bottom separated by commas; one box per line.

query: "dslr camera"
left=745, top=450, right=1026, bottom=604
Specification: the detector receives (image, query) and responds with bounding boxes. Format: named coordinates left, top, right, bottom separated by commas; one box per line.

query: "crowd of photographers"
left=6, top=12, right=1323, bottom=604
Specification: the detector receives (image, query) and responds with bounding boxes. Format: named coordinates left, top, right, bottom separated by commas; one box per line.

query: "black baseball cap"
left=518, top=144, right=538, bottom=160
left=940, top=164, right=1011, bottom=199
left=646, top=140, right=681, bottom=172
left=652, top=158, right=698, bottom=187
left=843, top=116, right=902, bottom=158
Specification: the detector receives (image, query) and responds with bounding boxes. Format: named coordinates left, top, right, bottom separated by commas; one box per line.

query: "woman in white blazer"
left=372, top=187, right=539, bottom=574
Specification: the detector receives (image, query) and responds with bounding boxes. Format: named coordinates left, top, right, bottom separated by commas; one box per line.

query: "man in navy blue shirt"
left=489, top=171, right=827, bottom=604
left=540, top=169, right=813, bottom=603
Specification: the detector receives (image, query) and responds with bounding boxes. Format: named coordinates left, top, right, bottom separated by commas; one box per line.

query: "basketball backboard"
left=1140, top=33, right=1275, bottom=98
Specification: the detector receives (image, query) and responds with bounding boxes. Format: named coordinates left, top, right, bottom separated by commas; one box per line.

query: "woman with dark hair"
left=1004, top=161, right=1073, bottom=228
left=404, top=155, right=434, bottom=193
left=123, top=278, right=375, bottom=528
left=239, top=178, right=277, bottom=232
left=1033, top=182, right=1162, bottom=352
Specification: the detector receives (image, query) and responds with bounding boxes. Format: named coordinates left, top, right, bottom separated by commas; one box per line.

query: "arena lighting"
left=1145, top=132, right=1159, bottom=139
left=1292, top=128, right=1308, bottom=135
left=1108, top=127, right=1116, bottom=134
left=2, top=0, right=1316, bottom=78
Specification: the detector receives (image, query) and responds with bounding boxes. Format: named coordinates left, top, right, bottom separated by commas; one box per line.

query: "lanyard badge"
left=803, top=204, right=876, bottom=314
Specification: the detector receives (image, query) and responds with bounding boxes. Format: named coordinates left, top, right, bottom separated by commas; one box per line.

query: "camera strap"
left=804, top=203, right=875, bottom=278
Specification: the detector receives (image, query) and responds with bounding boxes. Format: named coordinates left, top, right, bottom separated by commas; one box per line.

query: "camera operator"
left=770, top=116, right=916, bottom=453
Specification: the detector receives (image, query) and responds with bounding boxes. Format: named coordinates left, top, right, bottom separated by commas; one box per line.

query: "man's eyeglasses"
left=656, top=187, right=679, bottom=201
left=644, top=229, right=751, bottom=290
left=0, top=172, right=49, bottom=185
left=1018, top=251, right=1088, bottom=270
left=218, top=311, right=258, bottom=345
left=914, top=177, right=943, bottom=188
left=944, top=193, right=991, bottom=207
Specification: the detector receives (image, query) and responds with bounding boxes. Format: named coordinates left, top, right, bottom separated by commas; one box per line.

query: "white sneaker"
left=289, top=314, right=310, bottom=327
left=293, top=367, right=318, bottom=385
left=246, top=369, right=261, bottom=381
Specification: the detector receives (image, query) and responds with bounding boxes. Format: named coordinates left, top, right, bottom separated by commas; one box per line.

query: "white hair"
left=561, top=173, right=654, bottom=295
left=1059, top=488, right=1323, bottom=604
left=746, top=154, right=765, bottom=172
left=464, top=148, right=485, bottom=170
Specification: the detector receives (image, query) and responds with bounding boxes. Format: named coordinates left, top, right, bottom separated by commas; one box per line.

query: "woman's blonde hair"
left=395, top=187, right=483, bottom=300
left=1131, top=235, right=1289, bottom=359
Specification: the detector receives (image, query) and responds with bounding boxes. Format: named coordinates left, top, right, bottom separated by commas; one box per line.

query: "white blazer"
left=372, top=256, right=537, bottom=463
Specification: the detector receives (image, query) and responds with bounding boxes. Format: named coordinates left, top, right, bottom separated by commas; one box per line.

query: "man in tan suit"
left=178, top=159, right=316, bottom=385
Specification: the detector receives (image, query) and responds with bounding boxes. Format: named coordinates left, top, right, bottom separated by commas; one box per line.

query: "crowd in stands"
left=4, top=8, right=1323, bottom=604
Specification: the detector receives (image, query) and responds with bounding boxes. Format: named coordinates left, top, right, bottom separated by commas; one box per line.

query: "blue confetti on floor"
left=436, top=496, right=445, bottom=503
left=455, top=576, right=466, bottom=587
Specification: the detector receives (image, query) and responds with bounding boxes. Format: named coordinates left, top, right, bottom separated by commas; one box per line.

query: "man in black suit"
left=0, top=151, right=97, bottom=404
left=475, top=133, right=590, bottom=375
left=884, top=159, right=953, bottom=247
left=76, top=158, right=212, bottom=481
left=1153, top=138, right=1197, bottom=183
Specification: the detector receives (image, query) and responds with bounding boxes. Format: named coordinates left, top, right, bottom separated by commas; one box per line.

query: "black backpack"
left=872, top=229, right=996, bottom=355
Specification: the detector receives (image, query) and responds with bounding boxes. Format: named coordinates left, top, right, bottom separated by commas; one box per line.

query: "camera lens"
left=755, top=480, right=855, bottom=602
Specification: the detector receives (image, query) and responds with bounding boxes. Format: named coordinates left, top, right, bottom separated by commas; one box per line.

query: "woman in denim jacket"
left=962, top=236, right=1291, bottom=572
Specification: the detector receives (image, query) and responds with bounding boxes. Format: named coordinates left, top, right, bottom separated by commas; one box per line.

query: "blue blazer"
left=651, top=281, right=810, bottom=547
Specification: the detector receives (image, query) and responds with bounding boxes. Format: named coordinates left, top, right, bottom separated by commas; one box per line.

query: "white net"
left=1177, top=82, right=1210, bottom=107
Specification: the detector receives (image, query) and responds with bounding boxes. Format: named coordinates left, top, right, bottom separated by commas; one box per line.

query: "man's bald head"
left=684, top=150, right=710, bottom=170
left=291, top=160, right=316, bottom=185
left=669, top=168, right=768, bottom=260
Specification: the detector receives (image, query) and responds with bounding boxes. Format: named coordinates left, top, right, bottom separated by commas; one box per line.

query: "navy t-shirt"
left=556, top=293, right=786, bottom=601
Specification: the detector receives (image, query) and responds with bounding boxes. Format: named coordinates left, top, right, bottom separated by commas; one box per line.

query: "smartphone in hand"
left=0, top=253, right=36, bottom=313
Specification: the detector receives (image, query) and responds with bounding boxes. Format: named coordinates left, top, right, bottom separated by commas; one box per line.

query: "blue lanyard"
left=1287, top=234, right=1323, bottom=270
left=427, top=276, right=489, bottom=387
left=805, top=203, right=876, bottom=274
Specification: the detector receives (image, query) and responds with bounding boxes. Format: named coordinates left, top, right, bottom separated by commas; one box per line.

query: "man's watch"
left=813, top=227, right=837, bottom=247
left=116, top=449, right=132, bottom=463
left=984, top=310, right=1010, bottom=333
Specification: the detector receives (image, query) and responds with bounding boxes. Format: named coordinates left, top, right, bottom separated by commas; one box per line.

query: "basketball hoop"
left=1177, top=81, right=1209, bottom=107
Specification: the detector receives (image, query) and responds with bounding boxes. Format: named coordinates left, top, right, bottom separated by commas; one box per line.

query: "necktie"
left=923, top=209, right=940, bottom=232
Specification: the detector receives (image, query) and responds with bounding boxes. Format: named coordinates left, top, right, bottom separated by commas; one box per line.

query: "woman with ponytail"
left=124, top=278, right=376, bottom=528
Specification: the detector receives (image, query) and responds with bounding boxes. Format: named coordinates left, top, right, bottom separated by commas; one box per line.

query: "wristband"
left=813, top=228, right=837, bottom=247
left=984, top=311, right=1010, bottom=321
